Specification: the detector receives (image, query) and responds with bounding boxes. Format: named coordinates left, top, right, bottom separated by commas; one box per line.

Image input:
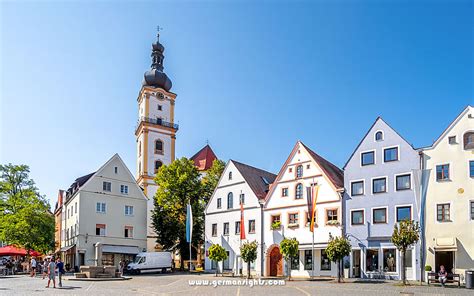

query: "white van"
left=126, top=252, right=173, bottom=275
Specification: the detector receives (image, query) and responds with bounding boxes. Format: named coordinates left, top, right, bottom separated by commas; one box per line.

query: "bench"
left=427, top=272, right=460, bottom=287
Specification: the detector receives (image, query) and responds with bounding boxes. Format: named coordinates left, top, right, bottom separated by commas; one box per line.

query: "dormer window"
left=296, top=165, right=303, bottom=178
left=229, top=172, right=232, bottom=180
left=464, top=132, right=474, bottom=150
left=375, top=131, right=383, bottom=141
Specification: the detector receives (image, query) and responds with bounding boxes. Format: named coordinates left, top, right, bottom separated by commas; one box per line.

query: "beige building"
left=422, top=105, right=473, bottom=278
left=59, top=154, right=147, bottom=271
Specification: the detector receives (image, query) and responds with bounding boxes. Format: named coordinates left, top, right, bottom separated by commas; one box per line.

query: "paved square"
left=0, top=273, right=471, bottom=295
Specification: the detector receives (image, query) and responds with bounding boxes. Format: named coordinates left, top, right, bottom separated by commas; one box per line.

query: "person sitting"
left=438, top=265, right=448, bottom=287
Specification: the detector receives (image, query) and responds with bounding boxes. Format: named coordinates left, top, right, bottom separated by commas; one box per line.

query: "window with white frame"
left=296, top=165, right=303, bottom=178
left=372, top=177, right=387, bottom=193
left=282, top=187, right=288, bottom=197
left=396, top=174, right=411, bottom=190
left=351, top=181, right=364, bottom=196
left=124, top=226, right=133, bottom=238
left=211, top=224, right=217, bottom=237
left=217, top=198, right=222, bottom=209
left=103, top=181, right=111, bottom=192
left=351, top=210, right=364, bottom=225
left=120, top=185, right=129, bottom=195
left=383, top=249, right=396, bottom=272
left=227, top=192, right=233, bottom=209
left=248, top=220, right=256, bottom=233
left=396, top=206, right=411, bottom=222
left=96, top=224, right=106, bottom=236
left=373, top=208, right=387, bottom=224
left=384, top=147, right=399, bottom=162
left=125, top=205, right=134, bottom=216
left=361, top=151, right=375, bottom=166
left=295, top=183, right=303, bottom=199
left=96, top=202, right=106, bottom=213
left=437, top=203, right=451, bottom=222
left=223, top=222, right=229, bottom=236
left=375, top=131, right=383, bottom=141
left=436, top=164, right=450, bottom=181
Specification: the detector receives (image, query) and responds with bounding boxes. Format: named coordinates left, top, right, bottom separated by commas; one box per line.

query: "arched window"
left=296, top=165, right=303, bottom=178
left=295, top=183, right=303, bottom=199
left=138, top=162, right=141, bottom=174
left=375, top=131, right=383, bottom=141
left=229, top=172, right=232, bottom=180
left=227, top=192, right=233, bottom=209
left=139, top=141, right=142, bottom=156
left=155, top=139, right=164, bottom=154
left=464, top=132, right=474, bottom=150
left=154, top=160, right=163, bottom=173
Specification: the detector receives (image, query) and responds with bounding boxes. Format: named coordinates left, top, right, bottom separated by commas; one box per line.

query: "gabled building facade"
left=263, top=141, right=344, bottom=277
left=343, top=118, right=421, bottom=280
left=205, top=160, right=276, bottom=276
left=422, top=105, right=473, bottom=276
left=59, top=154, right=147, bottom=270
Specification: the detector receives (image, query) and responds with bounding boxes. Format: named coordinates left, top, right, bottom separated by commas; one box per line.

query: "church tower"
left=135, top=30, right=178, bottom=251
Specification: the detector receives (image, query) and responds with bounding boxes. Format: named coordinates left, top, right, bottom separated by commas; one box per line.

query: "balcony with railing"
left=135, top=116, right=179, bottom=132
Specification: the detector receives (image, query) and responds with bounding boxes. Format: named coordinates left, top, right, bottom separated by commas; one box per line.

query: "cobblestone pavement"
left=0, top=273, right=472, bottom=295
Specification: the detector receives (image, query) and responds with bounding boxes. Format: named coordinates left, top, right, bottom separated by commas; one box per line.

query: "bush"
left=425, top=265, right=432, bottom=271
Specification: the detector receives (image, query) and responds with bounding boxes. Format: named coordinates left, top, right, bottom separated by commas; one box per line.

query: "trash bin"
left=466, top=269, right=474, bottom=289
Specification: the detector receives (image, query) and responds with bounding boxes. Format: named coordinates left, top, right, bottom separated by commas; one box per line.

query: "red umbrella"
left=0, top=245, right=41, bottom=257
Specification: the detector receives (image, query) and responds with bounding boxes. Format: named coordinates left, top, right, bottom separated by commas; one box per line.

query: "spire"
left=143, top=26, right=172, bottom=91
left=151, top=26, right=165, bottom=71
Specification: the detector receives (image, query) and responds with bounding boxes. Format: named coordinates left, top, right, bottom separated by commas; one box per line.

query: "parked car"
left=126, top=252, right=172, bottom=275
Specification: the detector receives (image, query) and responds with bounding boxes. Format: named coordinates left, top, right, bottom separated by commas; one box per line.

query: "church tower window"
left=155, top=140, right=164, bottom=154
left=154, top=160, right=163, bottom=173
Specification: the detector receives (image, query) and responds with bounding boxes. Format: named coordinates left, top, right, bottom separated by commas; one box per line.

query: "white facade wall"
left=264, top=143, right=342, bottom=277
left=205, top=161, right=265, bottom=276
left=61, top=155, right=147, bottom=268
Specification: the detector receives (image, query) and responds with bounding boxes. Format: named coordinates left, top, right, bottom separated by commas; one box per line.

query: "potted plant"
left=271, top=221, right=281, bottom=230
left=424, top=265, right=432, bottom=283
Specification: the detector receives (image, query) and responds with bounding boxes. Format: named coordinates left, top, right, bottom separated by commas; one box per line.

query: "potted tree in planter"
left=325, top=235, right=351, bottom=283
left=424, top=265, right=432, bottom=283
left=240, top=241, right=258, bottom=279
left=208, top=244, right=228, bottom=277
left=280, top=238, right=299, bottom=281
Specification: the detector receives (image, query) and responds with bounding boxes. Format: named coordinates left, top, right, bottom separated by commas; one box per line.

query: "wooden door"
left=269, top=247, right=282, bottom=276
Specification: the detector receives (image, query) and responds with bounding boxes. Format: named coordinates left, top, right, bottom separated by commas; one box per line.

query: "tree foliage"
left=200, top=159, right=225, bottom=204
left=0, top=164, right=54, bottom=255
left=240, top=241, right=258, bottom=279
left=152, top=158, right=203, bottom=269
left=326, top=235, right=351, bottom=283
left=208, top=244, right=228, bottom=276
left=280, top=237, right=299, bottom=280
left=391, top=220, right=420, bottom=285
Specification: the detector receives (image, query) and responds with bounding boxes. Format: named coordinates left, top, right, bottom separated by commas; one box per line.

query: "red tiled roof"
left=190, top=144, right=218, bottom=171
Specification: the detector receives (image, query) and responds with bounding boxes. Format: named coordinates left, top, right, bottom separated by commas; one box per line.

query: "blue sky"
left=1, top=0, right=472, bottom=208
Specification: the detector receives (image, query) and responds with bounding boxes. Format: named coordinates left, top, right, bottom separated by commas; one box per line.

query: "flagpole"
left=312, top=226, right=314, bottom=280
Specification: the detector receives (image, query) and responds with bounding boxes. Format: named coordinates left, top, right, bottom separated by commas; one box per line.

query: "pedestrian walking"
left=42, top=258, right=49, bottom=279
left=30, top=257, right=37, bottom=277
left=46, top=257, right=56, bottom=288
left=56, top=257, right=64, bottom=288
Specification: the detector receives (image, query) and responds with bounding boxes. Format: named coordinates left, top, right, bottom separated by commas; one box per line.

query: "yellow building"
left=422, top=105, right=473, bottom=279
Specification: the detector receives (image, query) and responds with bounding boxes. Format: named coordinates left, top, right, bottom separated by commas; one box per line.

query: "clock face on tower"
left=157, top=92, right=164, bottom=100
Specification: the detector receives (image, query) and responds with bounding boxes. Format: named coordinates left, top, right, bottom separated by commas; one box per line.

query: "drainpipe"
left=259, top=199, right=265, bottom=277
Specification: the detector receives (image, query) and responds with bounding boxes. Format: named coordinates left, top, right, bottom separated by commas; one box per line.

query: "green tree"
left=200, top=159, right=225, bottom=204
left=391, top=220, right=420, bottom=285
left=280, top=237, right=299, bottom=280
left=208, top=244, right=228, bottom=276
left=152, top=158, right=203, bottom=270
left=240, top=241, right=258, bottom=279
left=325, top=235, right=351, bottom=283
left=0, top=164, right=54, bottom=255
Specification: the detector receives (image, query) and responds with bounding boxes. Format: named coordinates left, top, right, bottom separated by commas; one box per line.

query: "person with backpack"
left=56, top=257, right=65, bottom=288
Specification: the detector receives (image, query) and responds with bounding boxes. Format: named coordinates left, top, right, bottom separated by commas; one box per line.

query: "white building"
left=60, top=154, right=147, bottom=270
left=263, top=141, right=344, bottom=277
left=205, top=160, right=276, bottom=276
left=422, top=105, right=474, bottom=277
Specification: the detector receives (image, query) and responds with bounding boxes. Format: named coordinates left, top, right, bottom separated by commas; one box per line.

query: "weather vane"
left=156, top=25, right=163, bottom=40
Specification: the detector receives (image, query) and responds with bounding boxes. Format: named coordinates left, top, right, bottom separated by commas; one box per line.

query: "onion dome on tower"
left=143, top=29, right=172, bottom=92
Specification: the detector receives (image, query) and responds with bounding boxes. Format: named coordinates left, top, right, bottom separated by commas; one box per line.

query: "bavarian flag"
left=186, top=203, right=193, bottom=243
